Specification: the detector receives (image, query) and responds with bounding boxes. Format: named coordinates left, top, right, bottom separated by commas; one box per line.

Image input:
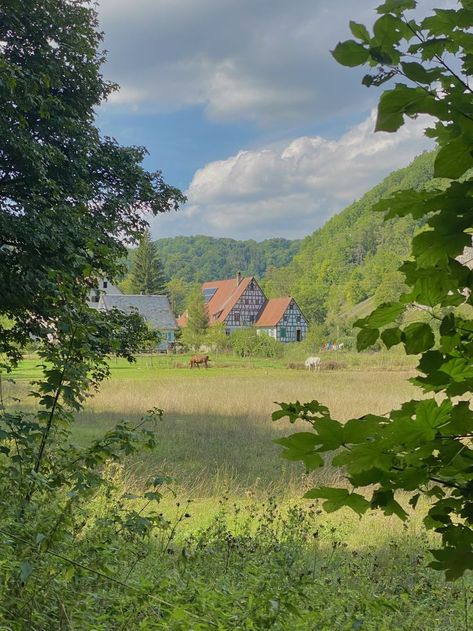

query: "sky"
left=96, top=0, right=438, bottom=241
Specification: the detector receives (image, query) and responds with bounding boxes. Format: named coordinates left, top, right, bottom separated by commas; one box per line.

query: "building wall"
left=276, top=302, right=308, bottom=342
left=256, top=327, right=277, bottom=339
left=157, top=329, right=175, bottom=352
left=87, top=279, right=122, bottom=308
left=224, top=280, right=266, bottom=332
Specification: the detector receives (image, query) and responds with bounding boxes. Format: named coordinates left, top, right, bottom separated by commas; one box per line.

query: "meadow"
left=5, top=351, right=472, bottom=629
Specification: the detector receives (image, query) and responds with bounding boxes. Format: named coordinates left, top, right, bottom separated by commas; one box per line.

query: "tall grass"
left=68, top=367, right=417, bottom=497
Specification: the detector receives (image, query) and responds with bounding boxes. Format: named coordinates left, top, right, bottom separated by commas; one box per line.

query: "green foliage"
left=130, top=229, right=167, bottom=295
left=283, top=151, right=435, bottom=324
left=166, top=277, right=195, bottom=316
left=0, top=0, right=184, bottom=623
left=186, top=289, right=209, bottom=337
left=230, top=328, right=284, bottom=358
left=275, top=0, right=473, bottom=581
left=206, top=321, right=231, bottom=353
left=124, top=235, right=300, bottom=293
left=0, top=0, right=184, bottom=368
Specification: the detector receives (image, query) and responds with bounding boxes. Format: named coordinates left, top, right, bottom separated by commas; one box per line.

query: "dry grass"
left=73, top=368, right=417, bottom=497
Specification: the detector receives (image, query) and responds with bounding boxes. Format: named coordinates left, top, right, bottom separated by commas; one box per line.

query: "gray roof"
left=98, top=294, right=177, bottom=330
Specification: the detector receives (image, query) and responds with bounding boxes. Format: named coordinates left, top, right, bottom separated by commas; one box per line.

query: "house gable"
left=256, top=297, right=308, bottom=342
left=224, top=278, right=266, bottom=329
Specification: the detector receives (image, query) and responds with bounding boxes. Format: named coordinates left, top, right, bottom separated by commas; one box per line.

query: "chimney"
left=236, top=271, right=242, bottom=286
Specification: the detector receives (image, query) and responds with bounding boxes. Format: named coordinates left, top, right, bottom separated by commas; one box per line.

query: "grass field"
left=5, top=352, right=471, bottom=629
left=6, top=352, right=417, bottom=497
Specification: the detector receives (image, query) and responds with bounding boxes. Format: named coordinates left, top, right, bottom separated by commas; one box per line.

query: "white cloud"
left=151, top=112, right=433, bottom=240
left=98, top=0, right=447, bottom=127
left=98, top=0, right=376, bottom=125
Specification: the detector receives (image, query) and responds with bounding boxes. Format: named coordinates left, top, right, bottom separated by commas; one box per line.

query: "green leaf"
left=355, top=302, right=404, bottom=328
left=333, top=444, right=393, bottom=474
left=429, top=546, right=473, bottom=581
left=20, top=560, right=33, bottom=583
left=304, top=487, right=370, bottom=516
left=343, top=415, right=385, bottom=443
left=357, top=327, right=379, bottom=351
left=381, top=327, right=402, bottom=349
left=312, top=417, right=344, bottom=451
left=434, top=138, right=473, bottom=179
left=402, top=322, right=435, bottom=354
left=439, top=358, right=473, bottom=382
left=274, top=432, right=324, bottom=471
left=401, top=61, right=440, bottom=83
left=373, top=14, right=411, bottom=45
left=332, top=40, right=370, bottom=67
left=375, top=84, right=440, bottom=132
left=371, top=490, right=408, bottom=520
left=349, top=21, right=370, bottom=43
left=376, top=0, right=416, bottom=15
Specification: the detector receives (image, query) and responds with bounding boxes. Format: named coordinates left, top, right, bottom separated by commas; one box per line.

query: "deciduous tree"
left=0, top=0, right=184, bottom=623
left=186, top=289, right=209, bottom=337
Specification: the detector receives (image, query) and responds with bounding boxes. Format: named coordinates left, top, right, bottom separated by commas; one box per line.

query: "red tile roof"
left=256, top=297, right=292, bottom=326
left=176, top=312, right=188, bottom=328
left=202, top=276, right=252, bottom=322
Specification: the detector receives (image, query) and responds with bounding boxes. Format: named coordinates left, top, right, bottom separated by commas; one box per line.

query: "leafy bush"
left=230, top=328, right=284, bottom=358
left=275, top=0, right=473, bottom=581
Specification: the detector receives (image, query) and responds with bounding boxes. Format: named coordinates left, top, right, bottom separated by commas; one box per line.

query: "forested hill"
left=267, top=151, right=435, bottom=324
left=153, top=235, right=301, bottom=283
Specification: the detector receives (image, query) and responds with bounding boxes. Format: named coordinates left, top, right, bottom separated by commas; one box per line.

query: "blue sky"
left=96, top=0, right=438, bottom=241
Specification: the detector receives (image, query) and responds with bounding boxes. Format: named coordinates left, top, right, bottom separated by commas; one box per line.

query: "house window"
left=296, top=315, right=301, bottom=323
left=103, top=281, right=108, bottom=289
left=234, top=312, right=240, bottom=323
left=249, top=315, right=255, bottom=324
left=167, top=331, right=174, bottom=342
left=92, top=291, right=100, bottom=303
left=283, top=314, right=288, bottom=322
left=280, top=327, right=287, bottom=338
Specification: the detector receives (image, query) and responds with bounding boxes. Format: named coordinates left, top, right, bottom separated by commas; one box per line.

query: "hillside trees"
left=274, top=0, right=473, bottom=580
left=285, top=151, right=434, bottom=323
left=136, top=235, right=301, bottom=285
left=0, top=0, right=184, bottom=624
left=130, top=229, right=167, bottom=294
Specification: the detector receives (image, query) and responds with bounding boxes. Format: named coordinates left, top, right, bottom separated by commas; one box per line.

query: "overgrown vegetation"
left=0, top=0, right=184, bottom=626
left=275, top=0, right=473, bottom=581
left=123, top=235, right=301, bottom=287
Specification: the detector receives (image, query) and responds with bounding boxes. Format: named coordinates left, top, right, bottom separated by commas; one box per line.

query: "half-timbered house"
left=202, top=273, right=266, bottom=333
left=178, top=273, right=308, bottom=342
left=255, top=297, right=308, bottom=342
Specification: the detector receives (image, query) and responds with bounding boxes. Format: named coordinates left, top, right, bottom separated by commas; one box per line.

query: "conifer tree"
left=130, top=229, right=167, bottom=294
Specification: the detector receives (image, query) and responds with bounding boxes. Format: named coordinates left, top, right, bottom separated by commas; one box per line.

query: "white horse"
left=305, top=356, right=321, bottom=372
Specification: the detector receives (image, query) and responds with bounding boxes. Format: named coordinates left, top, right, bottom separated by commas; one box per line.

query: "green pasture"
left=8, top=347, right=416, bottom=381
left=5, top=351, right=417, bottom=498
left=3, top=352, right=472, bottom=628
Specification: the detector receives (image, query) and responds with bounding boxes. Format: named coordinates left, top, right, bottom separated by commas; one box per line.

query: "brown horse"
left=189, top=354, right=209, bottom=368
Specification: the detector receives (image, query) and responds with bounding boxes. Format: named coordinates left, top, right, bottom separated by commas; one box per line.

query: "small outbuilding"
left=255, top=297, right=308, bottom=342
